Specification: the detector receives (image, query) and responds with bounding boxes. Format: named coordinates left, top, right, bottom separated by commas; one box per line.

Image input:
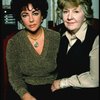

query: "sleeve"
left=6, top=39, right=28, bottom=97
left=60, top=36, right=99, bottom=88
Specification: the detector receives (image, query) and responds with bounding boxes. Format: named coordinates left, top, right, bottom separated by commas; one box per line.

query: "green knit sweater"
left=6, top=27, right=60, bottom=97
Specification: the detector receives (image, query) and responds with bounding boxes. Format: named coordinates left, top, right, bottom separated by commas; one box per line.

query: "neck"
left=28, top=27, right=43, bottom=40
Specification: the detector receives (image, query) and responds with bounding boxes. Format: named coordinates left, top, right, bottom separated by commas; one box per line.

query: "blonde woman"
left=51, top=0, right=99, bottom=99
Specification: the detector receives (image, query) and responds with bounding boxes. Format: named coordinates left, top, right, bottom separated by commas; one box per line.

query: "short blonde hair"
left=57, top=0, right=93, bottom=24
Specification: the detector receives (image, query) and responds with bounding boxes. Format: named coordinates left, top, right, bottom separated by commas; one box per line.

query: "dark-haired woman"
left=6, top=0, right=60, bottom=100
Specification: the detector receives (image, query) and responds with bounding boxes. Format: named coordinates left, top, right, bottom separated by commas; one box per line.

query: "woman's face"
left=21, top=4, right=43, bottom=32
left=62, top=5, right=86, bottom=33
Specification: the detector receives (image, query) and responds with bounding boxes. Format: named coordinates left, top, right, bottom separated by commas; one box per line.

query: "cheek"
left=76, top=14, right=86, bottom=25
left=62, top=14, right=66, bottom=21
left=36, top=17, right=43, bottom=24
left=21, top=18, right=29, bottom=26
left=78, top=13, right=86, bottom=21
left=23, top=19, right=29, bottom=24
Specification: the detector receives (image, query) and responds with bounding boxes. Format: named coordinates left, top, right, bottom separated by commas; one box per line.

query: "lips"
left=29, top=24, right=36, bottom=28
left=67, top=22, right=75, bottom=24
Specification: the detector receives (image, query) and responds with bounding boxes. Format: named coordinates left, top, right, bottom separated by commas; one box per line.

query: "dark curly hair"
left=11, top=0, right=48, bottom=21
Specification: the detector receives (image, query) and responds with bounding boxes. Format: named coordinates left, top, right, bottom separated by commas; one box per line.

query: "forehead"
left=21, top=3, right=38, bottom=12
left=64, top=5, right=81, bottom=10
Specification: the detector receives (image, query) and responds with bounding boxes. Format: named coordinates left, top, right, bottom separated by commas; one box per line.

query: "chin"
left=68, top=27, right=75, bottom=31
left=28, top=27, right=37, bottom=31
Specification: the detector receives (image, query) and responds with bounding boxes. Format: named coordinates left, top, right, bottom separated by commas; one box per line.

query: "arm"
left=6, top=39, right=29, bottom=98
left=22, top=92, right=37, bottom=100
left=51, top=36, right=99, bottom=91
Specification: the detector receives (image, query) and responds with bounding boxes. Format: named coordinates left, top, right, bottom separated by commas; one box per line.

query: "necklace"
left=33, top=41, right=39, bottom=48
left=28, top=28, right=43, bottom=48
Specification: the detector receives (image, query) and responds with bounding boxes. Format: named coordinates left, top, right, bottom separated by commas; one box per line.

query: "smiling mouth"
left=67, top=22, right=75, bottom=24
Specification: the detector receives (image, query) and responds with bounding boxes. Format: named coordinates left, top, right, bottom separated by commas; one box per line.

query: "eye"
left=21, top=13, right=28, bottom=18
left=32, top=11, right=39, bottom=16
left=22, top=14, right=27, bottom=18
left=74, top=10, right=79, bottom=13
left=63, top=10, right=68, bottom=14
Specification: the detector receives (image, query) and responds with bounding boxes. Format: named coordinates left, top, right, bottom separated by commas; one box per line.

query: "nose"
left=67, top=12, right=73, bottom=20
left=29, top=15, right=34, bottom=23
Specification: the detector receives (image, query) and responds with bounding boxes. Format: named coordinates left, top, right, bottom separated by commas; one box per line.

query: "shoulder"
left=44, top=27, right=60, bottom=34
left=89, top=35, right=99, bottom=57
left=92, top=35, right=99, bottom=49
left=7, top=29, right=25, bottom=45
left=12, top=29, right=25, bottom=38
left=8, top=29, right=25, bottom=41
left=43, top=27, right=60, bottom=38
